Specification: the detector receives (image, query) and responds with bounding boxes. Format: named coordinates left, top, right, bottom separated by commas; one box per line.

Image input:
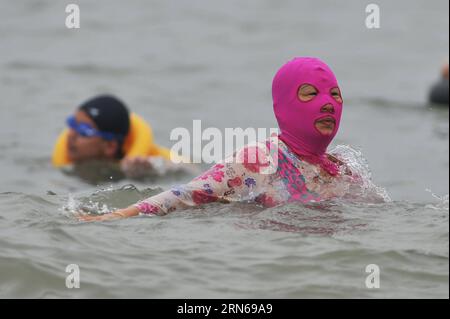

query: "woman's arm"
left=77, top=163, right=244, bottom=222
left=77, top=144, right=271, bottom=222
left=77, top=205, right=140, bottom=221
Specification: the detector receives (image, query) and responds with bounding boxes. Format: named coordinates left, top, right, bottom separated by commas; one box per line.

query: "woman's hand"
left=77, top=213, right=120, bottom=222
left=76, top=206, right=140, bottom=222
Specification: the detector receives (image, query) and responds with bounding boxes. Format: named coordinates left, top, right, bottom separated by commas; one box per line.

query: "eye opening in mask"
left=298, top=84, right=319, bottom=102
left=330, top=87, right=343, bottom=103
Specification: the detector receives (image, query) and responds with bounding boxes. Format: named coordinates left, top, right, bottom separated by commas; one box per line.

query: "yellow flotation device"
left=52, top=113, right=173, bottom=167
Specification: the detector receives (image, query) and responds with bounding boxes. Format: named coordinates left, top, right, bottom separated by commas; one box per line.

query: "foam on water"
left=330, top=145, right=392, bottom=203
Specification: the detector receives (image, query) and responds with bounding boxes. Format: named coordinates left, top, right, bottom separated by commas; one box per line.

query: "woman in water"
left=78, top=57, right=361, bottom=221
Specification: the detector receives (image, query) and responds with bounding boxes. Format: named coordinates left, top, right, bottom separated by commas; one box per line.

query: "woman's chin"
left=315, top=126, right=334, bottom=136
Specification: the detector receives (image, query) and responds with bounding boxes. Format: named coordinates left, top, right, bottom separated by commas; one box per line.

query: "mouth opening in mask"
left=314, top=115, right=336, bottom=136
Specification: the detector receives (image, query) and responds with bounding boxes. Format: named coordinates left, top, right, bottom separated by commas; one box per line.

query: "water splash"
left=62, top=184, right=163, bottom=216
left=425, top=189, right=449, bottom=211
left=330, top=145, right=392, bottom=203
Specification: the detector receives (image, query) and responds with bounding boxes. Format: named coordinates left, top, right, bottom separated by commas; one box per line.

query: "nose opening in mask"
left=320, top=104, right=335, bottom=114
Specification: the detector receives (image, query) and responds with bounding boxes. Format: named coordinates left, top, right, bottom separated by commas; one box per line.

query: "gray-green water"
left=0, top=0, right=448, bottom=298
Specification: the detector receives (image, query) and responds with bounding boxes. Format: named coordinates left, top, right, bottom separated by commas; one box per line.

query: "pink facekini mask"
left=272, top=57, right=343, bottom=176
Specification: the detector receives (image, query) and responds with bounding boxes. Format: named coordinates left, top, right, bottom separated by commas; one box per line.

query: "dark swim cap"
left=79, top=95, right=130, bottom=139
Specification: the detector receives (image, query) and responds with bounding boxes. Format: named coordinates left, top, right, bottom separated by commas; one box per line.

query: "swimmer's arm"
left=78, top=161, right=262, bottom=221
left=133, top=165, right=238, bottom=216
left=77, top=145, right=268, bottom=221
left=132, top=146, right=268, bottom=215
left=136, top=162, right=265, bottom=214
left=77, top=170, right=230, bottom=221
left=77, top=206, right=140, bottom=221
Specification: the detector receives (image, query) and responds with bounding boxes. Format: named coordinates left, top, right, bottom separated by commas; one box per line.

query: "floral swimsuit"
left=135, top=136, right=356, bottom=216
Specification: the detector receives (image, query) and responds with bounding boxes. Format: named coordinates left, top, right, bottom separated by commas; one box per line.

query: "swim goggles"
left=66, top=116, right=121, bottom=141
